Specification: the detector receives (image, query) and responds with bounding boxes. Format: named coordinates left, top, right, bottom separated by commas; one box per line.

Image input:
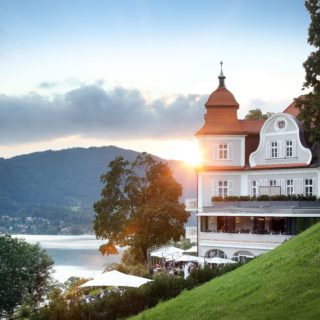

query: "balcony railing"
left=198, top=231, right=292, bottom=243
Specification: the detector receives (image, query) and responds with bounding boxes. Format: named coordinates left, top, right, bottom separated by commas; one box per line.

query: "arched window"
left=233, top=250, right=255, bottom=262
left=205, top=249, right=227, bottom=259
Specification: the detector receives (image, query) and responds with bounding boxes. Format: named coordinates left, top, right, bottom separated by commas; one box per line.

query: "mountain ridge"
left=0, top=146, right=196, bottom=234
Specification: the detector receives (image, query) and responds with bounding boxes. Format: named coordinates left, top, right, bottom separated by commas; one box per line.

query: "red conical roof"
left=205, top=86, right=239, bottom=108
left=196, top=64, right=263, bottom=136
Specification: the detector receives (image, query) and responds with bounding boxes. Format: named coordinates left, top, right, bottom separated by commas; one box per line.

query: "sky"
left=0, top=0, right=312, bottom=163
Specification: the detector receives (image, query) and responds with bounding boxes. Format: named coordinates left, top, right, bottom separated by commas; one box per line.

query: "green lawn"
left=132, top=223, right=320, bottom=320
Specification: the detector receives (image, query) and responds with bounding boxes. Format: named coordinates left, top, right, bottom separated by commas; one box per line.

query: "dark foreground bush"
left=33, top=263, right=244, bottom=320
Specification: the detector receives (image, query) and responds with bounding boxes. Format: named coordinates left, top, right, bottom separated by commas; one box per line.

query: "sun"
left=159, top=139, right=202, bottom=167
left=121, top=138, right=202, bottom=167
left=180, top=146, right=202, bottom=167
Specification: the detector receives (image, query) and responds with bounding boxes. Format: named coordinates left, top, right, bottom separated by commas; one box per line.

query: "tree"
left=35, top=288, right=69, bottom=320
left=0, top=235, right=53, bottom=318
left=244, top=108, right=274, bottom=120
left=296, top=0, right=320, bottom=143
left=93, top=153, right=189, bottom=264
left=63, top=277, right=88, bottom=299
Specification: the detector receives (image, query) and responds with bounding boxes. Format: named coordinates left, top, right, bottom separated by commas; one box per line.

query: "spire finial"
left=218, top=61, right=226, bottom=87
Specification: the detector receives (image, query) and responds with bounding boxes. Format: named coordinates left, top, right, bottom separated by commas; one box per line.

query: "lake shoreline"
left=12, top=234, right=123, bottom=283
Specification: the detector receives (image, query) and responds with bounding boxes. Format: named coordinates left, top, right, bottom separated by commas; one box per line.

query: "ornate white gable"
left=249, top=113, right=312, bottom=167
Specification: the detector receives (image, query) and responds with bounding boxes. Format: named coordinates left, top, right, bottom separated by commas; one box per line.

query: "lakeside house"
left=192, top=65, right=320, bottom=262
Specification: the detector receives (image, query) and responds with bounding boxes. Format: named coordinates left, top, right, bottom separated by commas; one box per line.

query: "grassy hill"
left=132, top=223, right=320, bottom=320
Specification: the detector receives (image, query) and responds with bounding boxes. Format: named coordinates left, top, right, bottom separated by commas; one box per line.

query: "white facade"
left=198, top=168, right=320, bottom=207
left=196, top=82, right=320, bottom=262
left=249, top=113, right=312, bottom=167
left=199, top=135, right=246, bottom=167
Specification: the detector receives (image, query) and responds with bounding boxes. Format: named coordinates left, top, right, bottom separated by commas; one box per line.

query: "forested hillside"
left=0, top=146, right=196, bottom=234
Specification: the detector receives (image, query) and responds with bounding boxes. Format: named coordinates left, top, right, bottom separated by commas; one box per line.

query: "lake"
left=12, top=234, right=123, bottom=283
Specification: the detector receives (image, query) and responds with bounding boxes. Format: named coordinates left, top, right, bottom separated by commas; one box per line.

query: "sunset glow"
left=0, top=0, right=310, bottom=160
left=155, top=139, right=202, bottom=166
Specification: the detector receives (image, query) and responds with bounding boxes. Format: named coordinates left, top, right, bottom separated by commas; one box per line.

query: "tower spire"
left=218, top=61, right=226, bottom=87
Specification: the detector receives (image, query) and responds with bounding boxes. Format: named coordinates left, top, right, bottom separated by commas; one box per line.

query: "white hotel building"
left=194, top=67, right=320, bottom=262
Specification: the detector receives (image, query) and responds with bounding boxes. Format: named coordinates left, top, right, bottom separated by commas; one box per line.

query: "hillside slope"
left=132, top=223, right=320, bottom=320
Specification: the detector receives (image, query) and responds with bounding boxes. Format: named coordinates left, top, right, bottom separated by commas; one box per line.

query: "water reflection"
left=13, top=235, right=123, bottom=283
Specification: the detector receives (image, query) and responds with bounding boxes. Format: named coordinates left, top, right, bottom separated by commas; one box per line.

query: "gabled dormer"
left=249, top=113, right=312, bottom=168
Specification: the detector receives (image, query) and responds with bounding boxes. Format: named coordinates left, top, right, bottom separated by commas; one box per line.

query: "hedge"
left=33, top=263, right=243, bottom=320
left=212, top=194, right=317, bottom=202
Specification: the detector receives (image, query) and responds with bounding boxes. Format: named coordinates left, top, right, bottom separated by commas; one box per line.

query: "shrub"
left=212, top=194, right=317, bottom=202
left=34, top=263, right=244, bottom=320
left=188, top=265, right=218, bottom=284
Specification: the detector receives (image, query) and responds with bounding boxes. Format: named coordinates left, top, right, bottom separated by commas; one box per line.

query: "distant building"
left=195, top=64, right=320, bottom=262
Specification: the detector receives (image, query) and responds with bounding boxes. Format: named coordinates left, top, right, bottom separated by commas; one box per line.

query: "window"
left=218, top=181, right=228, bottom=197
left=205, top=249, right=227, bottom=258
left=218, top=144, right=228, bottom=160
left=277, top=120, right=286, bottom=129
left=286, top=140, right=293, bottom=157
left=252, top=181, right=258, bottom=197
left=213, top=180, right=233, bottom=198
left=271, top=141, right=278, bottom=158
left=305, top=179, right=313, bottom=196
left=286, top=179, right=294, bottom=195
left=274, top=119, right=287, bottom=131
left=269, top=180, right=277, bottom=186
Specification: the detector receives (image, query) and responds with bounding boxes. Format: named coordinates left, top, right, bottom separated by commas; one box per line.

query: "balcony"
left=204, top=199, right=320, bottom=216
left=199, top=230, right=291, bottom=243
left=198, top=231, right=292, bottom=252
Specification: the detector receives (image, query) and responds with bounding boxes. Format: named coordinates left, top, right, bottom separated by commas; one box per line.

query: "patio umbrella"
left=183, top=246, right=197, bottom=254
left=206, top=257, right=237, bottom=265
left=79, top=270, right=152, bottom=288
left=165, top=251, right=185, bottom=261
left=175, top=254, right=204, bottom=263
left=151, top=246, right=184, bottom=258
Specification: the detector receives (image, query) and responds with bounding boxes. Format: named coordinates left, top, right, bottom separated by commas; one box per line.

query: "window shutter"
left=279, top=140, right=285, bottom=158
left=312, top=178, right=317, bottom=195
left=212, top=180, right=219, bottom=196
left=227, top=180, right=233, bottom=196
left=298, top=179, right=303, bottom=195
left=266, top=141, right=271, bottom=159
left=292, top=140, right=297, bottom=157
left=292, top=179, right=295, bottom=194
left=212, top=144, right=218, bottom=160
left=228, top=143, right=233, bottom=160
left=293, top=179, right=299, bottom=194
left=280, top=179, right=285, bottom=195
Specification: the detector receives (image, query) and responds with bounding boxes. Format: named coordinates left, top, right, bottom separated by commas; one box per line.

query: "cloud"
left=0, top=85, right=206, bottom=145
left=38, top=81, right=58, bottom=89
